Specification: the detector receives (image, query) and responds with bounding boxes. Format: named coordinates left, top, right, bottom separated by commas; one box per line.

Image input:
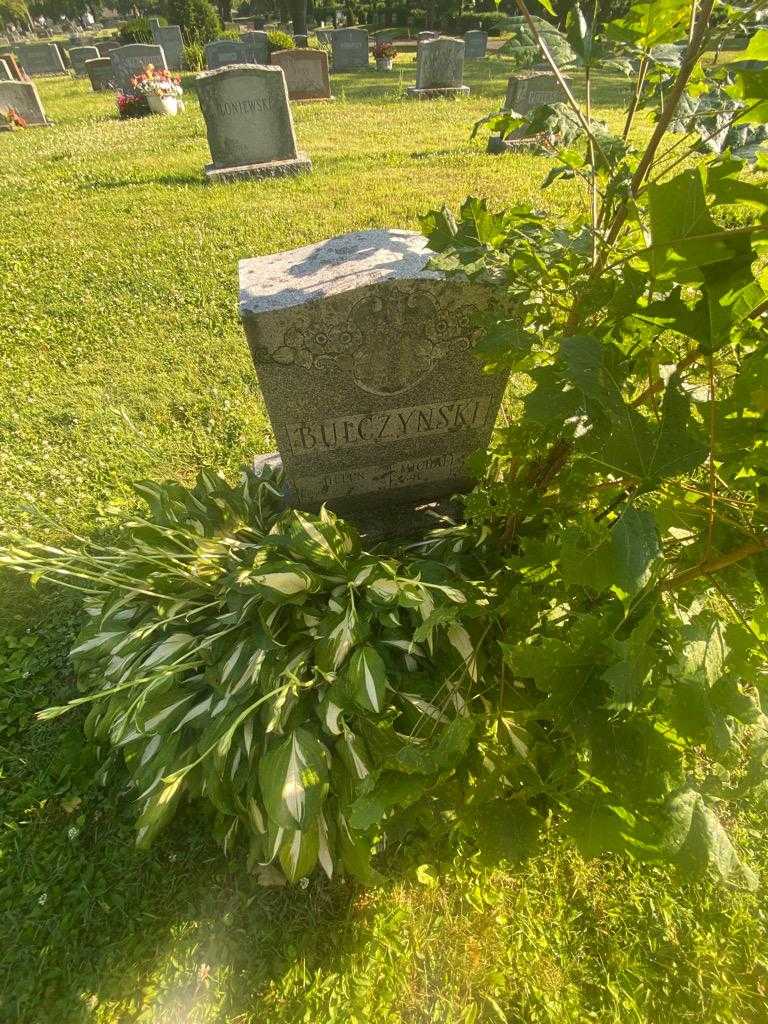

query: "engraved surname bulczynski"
left=286, top=395, right=491, bottom=454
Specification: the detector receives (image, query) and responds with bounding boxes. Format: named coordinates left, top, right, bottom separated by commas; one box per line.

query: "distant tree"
left=288, top=0, right=306, bottom=33
left=0, top=0, right=32, bottom=27
left=167, top=0, right=220, bottom=40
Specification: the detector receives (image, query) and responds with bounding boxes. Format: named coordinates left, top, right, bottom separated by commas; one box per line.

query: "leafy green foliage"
left=167, top=0, right=221, bottom=45
left=118, top=17, right=154, bottom=44
left=268, top=30, right=295, bottom=53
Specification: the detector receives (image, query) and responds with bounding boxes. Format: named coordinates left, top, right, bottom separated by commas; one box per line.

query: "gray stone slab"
left=85, top=56, right=114, bottom=92
left=418, top=31, right=439, bottom=43
left=110, top=43, right=167, bottom=94
left=0, top=59, right=11, bottom=81
left=205, top=38, right=252, bottom=70
left=242, top=31, right=269, bottom=64
left=270, top=48, right=332, bottom=100
left=238, top=229, right=507, bottom=514
left=197, top=63, right=311, bottom=179
left=152, top=25, right=184, bottom=71
left=505, top=71, right=566, bottom=113
left=413, top=36, right=466, bottom=92
left=464, top=30, right=488, bottom=59
left=12, top=42, right=65, bottom=76
left=0, top=53, right=24, bottom=80
left=331, top=28, right=369, bottom=70
left=0, top=79, right=47, bottom=124
left=97, top=40, right=120, bottom=57
left=68, top=45, right=99, bottom=76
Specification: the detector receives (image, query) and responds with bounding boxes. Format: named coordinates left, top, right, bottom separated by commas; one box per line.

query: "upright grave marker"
left=505, top=71, right=565, bottom=113
left=331, top=28, right=369, bottom=70
left=68, top=45, right=99, bottom=76
left=242, top=30, right=269, bottom=64
left=464, top=30, right=488, bottom=59
left=418, top=31, right=439, bottom=43
left=0, top=79, right=48, bottom=125
left=197, top=64, right=311, bottom=181
left=205, top=38, right=251, bottom=69
left=85, top=56, right=114, bottom=92
left=0, top=58, right=11, bottom=81
left=152, top=25, right=184, bottom=71
left=0, top=52, right=25, bottom=80
left=239, top=229, right=507, bottom=515
left=110, top=43, right=167, bottom=93
left=270, top=48, right=332, bottom=101
left=13, top=42, right=65, bottom=76
left=408, top=36, right=468, bottom=98
left=97, top=40, right=121, bottom=57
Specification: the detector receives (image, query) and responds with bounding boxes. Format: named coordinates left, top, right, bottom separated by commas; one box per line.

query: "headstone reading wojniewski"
left=238, top=230, right=508, bottom=515
left=331, top=28, right=369, bottom=70
left=505, top=71, right=565, bottom=113
left=408, top=36, right=468, bottom=98
left=270, top=48, right=332, bottom=101
left=110, top=43, right=167, bottom=93
left=68, top=44, right=99, bottom=76
left=242, top=30, right=269, bottom=64
left=0, top=79, right=48, bottom=124
left=85, top=56, right=114, bottom=91
left=152, top=25, right=184, bottom=71
left=197, top=64, right=312, bottom=181
left=464, top=30, right=488, bottom=59
left=205, top=39, right=251, bottom=69
left=13, top=41, right=65, bottom=76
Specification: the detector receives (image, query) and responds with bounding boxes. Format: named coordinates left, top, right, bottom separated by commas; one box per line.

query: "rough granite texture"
left=242, top=31, right=269, bottom=65
left=0, top=79, right=47, bottom=124
left=152, top=25, right=184, bottom=71
left=110, top=44, right=167, bottom=94
left=464, top=30, right=488, bottom=59
left=407, top=84, right=470, bottom=99
left=197, top=64, right=305, bottom=174
left=414, top=37, right=466, bottom=91
left=68, top=45, right=99, bottom=76
left=505, top=72, right=567, bottom=113
left=12, top=42, right=65, bottom=76
left=204, top=39, right=251, bottom=70
left=85, top=57, right=113, bottom=92
left=205, top=154, right=312, bottom=181
left=331, top=28, right=369, bottom=70
left=270, top=48, right=332, bottom=101
left=238, top=229, right=509, bottom=514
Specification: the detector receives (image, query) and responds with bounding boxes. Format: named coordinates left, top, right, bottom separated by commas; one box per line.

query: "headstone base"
left=407, top=84, right=470, bottom=99
left=204, top=153, right=312, bottom=182
left=293, top=94, right=335, bottom=102
left=252, top=453, right=463, bottom=540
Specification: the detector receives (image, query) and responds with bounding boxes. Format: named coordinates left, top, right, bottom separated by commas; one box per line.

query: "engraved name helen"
left=285, top=395, right=493, bottom=454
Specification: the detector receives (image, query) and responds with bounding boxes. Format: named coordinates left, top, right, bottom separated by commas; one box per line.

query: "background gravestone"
left=152, top=25, right=184, bottom=71
left=464, top=30, right=488, bottom=59
left=238, top=229, right=507, bottom=515
left=0, top=58, right=11, bottom=81
left=68, top=45, right=99, bottom=76
left=418, top=31, right=439, bottom=43
left=197, top=64, right=312, bottom=181
left=0, top=52, right=25, bottom=80
left=0, top=79, right=48, bottom=125
left=97, top=40, right=120, bottom=57
left=205, top=39, right=251, bottom=70
left=270, top=49, right=332, bottom=101
left=505, top=71, right=565, bottom=113
left=85, top=57, right=114, bottom=92
left=242, top=31, right=269, bottom=64
left=408, top=37, right=468, bottom=98
left=13, top=42, right=65, bottom=76
left=331, top=28, right=369, bottom=70
left=110, top=43, right=167, bottom=94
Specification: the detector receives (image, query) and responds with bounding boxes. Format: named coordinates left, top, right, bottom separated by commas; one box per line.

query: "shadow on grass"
left=77, top=171, right=205, bottom=189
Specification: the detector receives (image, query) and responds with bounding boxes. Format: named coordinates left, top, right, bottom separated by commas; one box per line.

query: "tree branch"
left=660, top=537, right=768, bottom=591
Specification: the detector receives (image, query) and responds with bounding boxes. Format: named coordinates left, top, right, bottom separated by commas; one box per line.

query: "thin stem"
left=621, top=53, right=648, bottom=143
left=586, top=66, right=598, bottom=267
left=707, top=355, right=716, bottom=555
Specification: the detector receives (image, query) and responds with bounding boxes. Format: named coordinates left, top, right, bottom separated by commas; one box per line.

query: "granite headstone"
left=505, top=71, right=565, bottom=113
left=205, top=38, right=251, bottom=70
left=331, top=28, right=369, bottom=70
left=85, top=56, right=114, bottom=91
left=418, top=31, right=439, bottom=43
left=68, top=44, right=99, bottom=75
left=152, top=25, right=184, bottom=70
left=110, top=43, right=167, bottom=93
left=270, top=48, right=332, bottom=101
left=13, top=41, right=65, bottom=76
left=197, top=64, right=312, bottom=181
left=0, top=79, right=48, bottom=124
left=408, top=36, right=468, bottom=98
left=463, top=30, right=488, bottom=59
left=0, top=58, right=11, bottom=81
left=0, top=52, right=25, bottom=80
left=242, top=30, right=269, bottom=64
left=238, top=230, right=506, bottom=515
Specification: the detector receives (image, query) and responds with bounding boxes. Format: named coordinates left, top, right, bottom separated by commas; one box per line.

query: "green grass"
left=2, top=61, right=767, bottom=1024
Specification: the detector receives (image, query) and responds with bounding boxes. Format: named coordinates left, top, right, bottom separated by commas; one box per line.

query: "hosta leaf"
left=248, top=564, right=320, bottom=601
left=336, top=728, right=371, bottom=781
left=346, top=645, right=387, bottom=713
left=135, top=778, right=184, bottom=849
left=278, top=823, right=319, bottom=882
left=348, top=772, right=427, bottom=830
left=315, top=604, right=360, bottom=675
left=662, top=788, right=758, bottom=889
left=270, top=507, right=360, bottom=568
left=338, top=813, right=385, bottom=885
left=259, top=728, right=329, bottom=830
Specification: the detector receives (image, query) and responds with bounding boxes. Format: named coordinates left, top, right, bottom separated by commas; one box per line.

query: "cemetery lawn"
left=2, top=57, right=767, bottom=1024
